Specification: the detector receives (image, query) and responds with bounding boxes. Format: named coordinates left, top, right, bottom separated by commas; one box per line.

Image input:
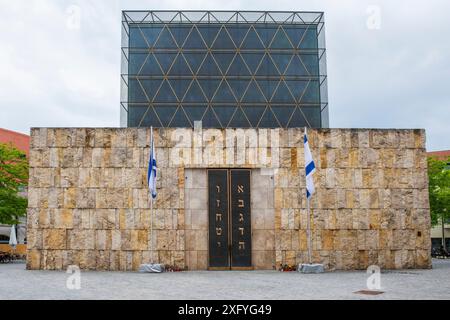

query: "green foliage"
left=428, top=156, right=450, bottom=227
left=0, top=143, right=29, bottom=224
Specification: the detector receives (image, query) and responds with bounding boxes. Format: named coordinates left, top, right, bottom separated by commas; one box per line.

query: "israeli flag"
left=304, top=128, right=316, bottom=199
left=148, top=127, right=157, bottom=199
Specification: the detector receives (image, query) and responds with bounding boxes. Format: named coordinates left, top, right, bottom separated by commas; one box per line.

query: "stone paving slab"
left=0, top=259, right=449, bottom=300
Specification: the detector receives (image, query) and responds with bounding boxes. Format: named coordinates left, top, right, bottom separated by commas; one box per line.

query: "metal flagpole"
left=150, top=195, right=154, bottom=264
left=150, top=127, right=154, bottom=264
left=306, top=196, right=312, bottom=264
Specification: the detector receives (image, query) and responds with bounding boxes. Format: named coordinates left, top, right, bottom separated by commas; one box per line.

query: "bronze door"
left=208, top=169, right=252, bottom=270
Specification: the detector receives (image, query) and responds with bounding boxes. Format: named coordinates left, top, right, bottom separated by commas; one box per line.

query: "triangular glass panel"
left=197, top=25, right=221, bottom=47
left=168, top=53, right=192, bottom=76
left=168, top=79, right=191, bottom=102
left=288, top=107, right=308, bottom=127
left=227, top=79, right=250, bottom=102
left=128, top=53, right=148, bottom=75
left=183, top=52, right=207, bottom=75
left=214, top=105, right=237, bottom=127
left=299, top=27, right=318, bottom=49
left=256, top=54, right=280, bottom=76
left=140, top=53, right=164, bottom=75
left=201, top=107, right=222, bottom=128
left=211, top=27, right=235, bottom=49
left=183, top=105, right=207, bottom=124
left=271, top=105, right=295, bottom=127
left=227, top=25, right=248, bottom=48
left=228, top=107, right=251, bottom=128
left=283, top=26, right=306, bottom=48
left=254, top=25, right=277, bottom=48
left=153, top=26, right=178, bottom=49
left=271, top=81, right=295, bottom=103
left=241, top=26, right=265, bottom=49
left=140, top=106, right=163, bottom=127
left=241, top=80, right=266, bottom=103
left=129, top=26, right=148, bottom=48
left=153, top=105, right=178, bottom=127
left=212, top=80, right=237, bottom=102
left=241, top=52, right=265, bottom=74
left=270, top=53, right=292, bottom=75
left=183, top=80, right=207, bottom=103
left=299, top=80, right=320, bottom=104
left=197, top=53, right=222, bottom=76
left=299, top=106, right=321, bottom=128
left=256, top=80, right=278, bottom=101
left=285, top=55, right=309, bottom=76
left=270, top=27, right=294, bottom=49
left=197, top=79, right=222, bottom=102
left=182, top=26, right=207, bottom=49
left=285, top=80, right=309, bottom=102
left=169, top=107, right=192, bottom=127
left=227, top=54, right=251, bottom=76
left=299, top=54, right=319, bottom=76
left=153, top=53, right=177, bottom=73
left=140, top=79, right=164, bottom=101
left=169, top=25, right=192, bottom=47
left=212, top=53, right=235, bottom=75
left=128, top=79, right=148, bottom=103
left=153, top=80, right=178, bottom=103
left=258, top=107, right=280, bottom=128
left=242, top=106, right=266, bottom=127
left=130, top=26, right=162, bottom=48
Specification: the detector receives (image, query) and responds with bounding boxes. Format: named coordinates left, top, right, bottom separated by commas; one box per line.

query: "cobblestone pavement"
left=1, top=259, right=449, bottom=300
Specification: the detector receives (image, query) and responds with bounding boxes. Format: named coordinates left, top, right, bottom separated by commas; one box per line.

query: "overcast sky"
left=0, top=0, right=448, bottom=150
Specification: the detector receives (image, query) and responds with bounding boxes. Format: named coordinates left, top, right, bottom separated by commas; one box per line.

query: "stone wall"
left=26, top=128, right=431, bottom=270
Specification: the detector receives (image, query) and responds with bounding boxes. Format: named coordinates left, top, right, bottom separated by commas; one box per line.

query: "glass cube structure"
left=121, top=11, right=328, bottom=128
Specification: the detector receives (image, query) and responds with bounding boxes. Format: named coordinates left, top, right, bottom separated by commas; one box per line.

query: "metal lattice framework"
left=121, top=11, right=328, bottom=128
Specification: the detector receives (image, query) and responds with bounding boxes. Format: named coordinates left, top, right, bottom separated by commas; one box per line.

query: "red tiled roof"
left=427, top=150, right=450, bottom=161
left=0, top=128, right=30, bottom=157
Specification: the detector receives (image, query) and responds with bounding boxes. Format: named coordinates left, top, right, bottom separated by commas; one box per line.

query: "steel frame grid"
left=120, top=10, right=328, bottom=128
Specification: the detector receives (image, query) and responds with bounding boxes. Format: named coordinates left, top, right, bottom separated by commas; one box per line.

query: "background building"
left=0, top=128, right=29, bottom=253
left=427, top=149, right=450, bottom=251
left=120, top=11, right=328, bottom=129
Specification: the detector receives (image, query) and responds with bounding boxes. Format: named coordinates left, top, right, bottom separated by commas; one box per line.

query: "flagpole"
left=150, top=195, right=154, bottom=264
left=306, top=197, right=312, bottom=264
left=150, top=127, right=154, bottom=264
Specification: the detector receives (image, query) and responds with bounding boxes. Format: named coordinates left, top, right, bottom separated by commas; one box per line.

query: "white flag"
left=304, top=128, right=316, bottom=199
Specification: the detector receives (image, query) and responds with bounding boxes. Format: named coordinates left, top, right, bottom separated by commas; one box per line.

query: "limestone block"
left=398, top=130, right=415, bottom=148
left=43, top=229, right=66, bottom=249
left=393, top=149, right=413, bottom=168
left=415, top=249, right=431, bottom=268
left=76, top=188, right=96, bottom=209
left=53, top=209, right=73, bottom=229
left=63, top=188, right=77, bottom=209
left=95, top=250, right=111, bottom=270
left=95, top=209, right=117, bottom=229
left=96, top=230, right=111, bottom=250
left=61, top=168, right=78, bottom=188
left=358, top=130, right=370, bottom=148
left=413, top=189, right=430, bottom=209
left=252, top=187, right=268, bottom=210
left=27, top=228, right=43, bottom=250
left=26, top=249, right=41, bottom=270
left=68, top=230, right=95, bottom=250
left=359, top=148, right=379, bottom=168
left=110, top=148, right=127, bottom=167
left=413, top=129, right=425, bottom=149
left=111, top=229, right=121, bottom=250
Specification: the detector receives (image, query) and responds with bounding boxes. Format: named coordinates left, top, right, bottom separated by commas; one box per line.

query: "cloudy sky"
left=0, top=0, right=448, bottom=150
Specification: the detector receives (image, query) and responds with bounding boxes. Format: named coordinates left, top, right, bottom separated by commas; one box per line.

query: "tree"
left=0, top=143, right=29, bottom=225
left=428, top=156, right=450, bottom=248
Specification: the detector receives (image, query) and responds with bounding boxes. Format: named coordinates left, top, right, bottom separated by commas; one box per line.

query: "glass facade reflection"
left=121, top=11, right=328, bottom=128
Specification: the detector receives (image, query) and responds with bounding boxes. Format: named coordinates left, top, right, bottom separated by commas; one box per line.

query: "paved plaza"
left=1, top=259, right=449, bottom=300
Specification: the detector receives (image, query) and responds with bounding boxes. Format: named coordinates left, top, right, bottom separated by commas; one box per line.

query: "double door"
left=208, top=169, right=252, bottom=270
